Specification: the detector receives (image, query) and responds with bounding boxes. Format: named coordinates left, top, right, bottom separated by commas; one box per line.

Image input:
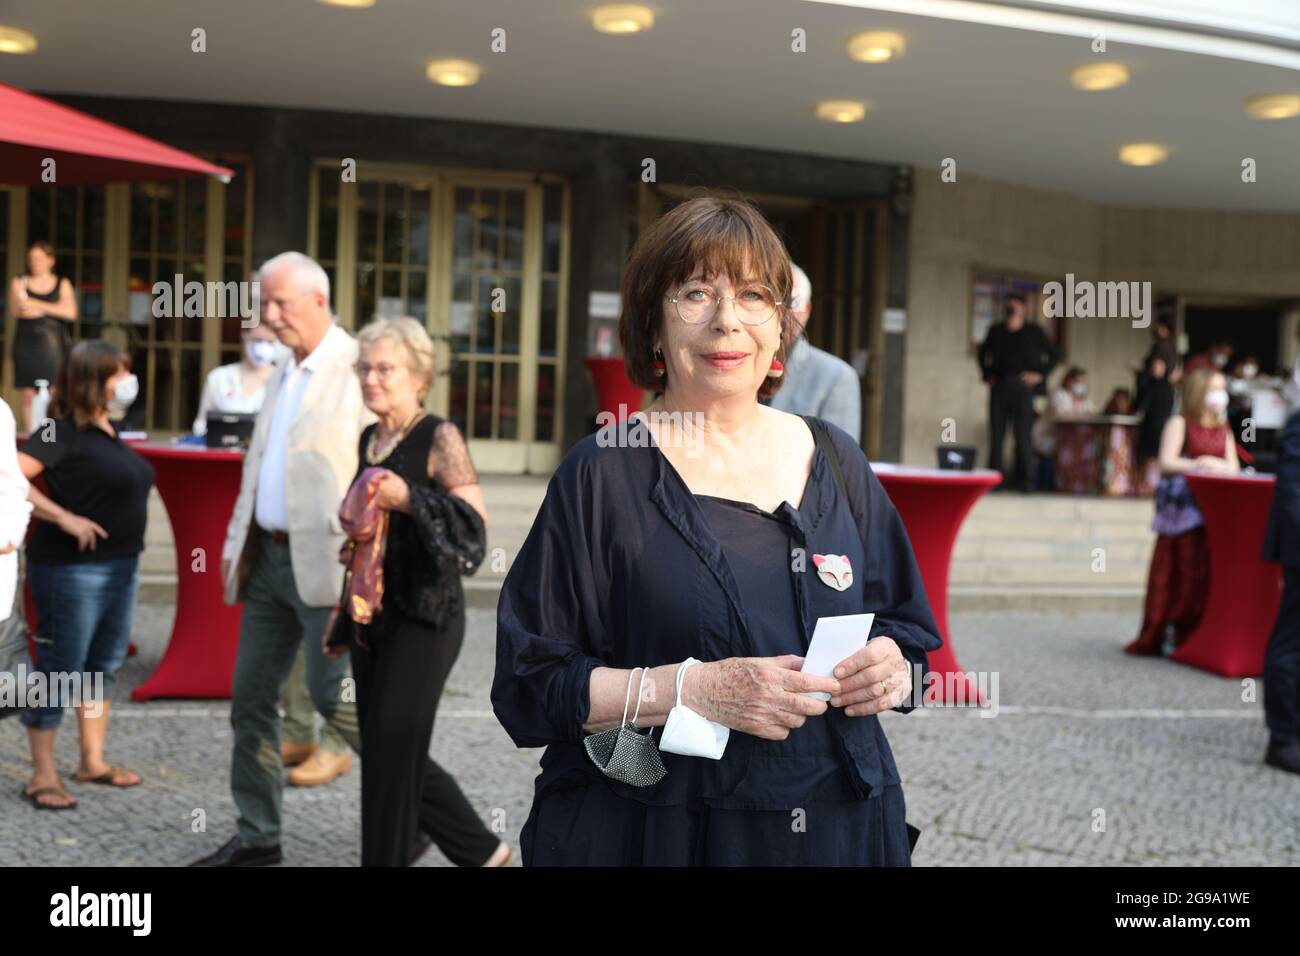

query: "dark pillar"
left=562, top=144, right=626, bottom=453
left=880, top=166, right=913, bottom=463
left=251, top=111, right=310, bottom=268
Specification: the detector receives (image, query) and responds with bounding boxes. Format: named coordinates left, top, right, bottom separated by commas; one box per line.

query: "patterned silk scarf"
left=339, top=466, right=391, bottom=623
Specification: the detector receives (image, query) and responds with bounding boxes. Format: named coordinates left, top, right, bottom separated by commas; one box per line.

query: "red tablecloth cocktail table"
left=1172, top=472, right=1279, bottom=677
left=128, top=443, right=245, bottom=701
left=871, top=464, right=1002, bottom=704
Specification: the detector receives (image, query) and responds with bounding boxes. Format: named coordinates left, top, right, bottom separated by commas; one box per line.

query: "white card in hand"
left=800, top=613, right=875, bottom=700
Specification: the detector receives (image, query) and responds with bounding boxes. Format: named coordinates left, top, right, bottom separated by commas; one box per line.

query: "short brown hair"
left=618, top=196, right=797, bottom=400
left=27, top=240, right=55, bottom=259
left=49, top=340, right=131, bottom=425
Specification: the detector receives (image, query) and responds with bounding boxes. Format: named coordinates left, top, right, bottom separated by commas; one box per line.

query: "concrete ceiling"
left=1, top=0, right=1298, bottom=210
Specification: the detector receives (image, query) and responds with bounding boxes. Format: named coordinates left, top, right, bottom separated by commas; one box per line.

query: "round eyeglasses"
left=669, top=282, right=782, bottom=326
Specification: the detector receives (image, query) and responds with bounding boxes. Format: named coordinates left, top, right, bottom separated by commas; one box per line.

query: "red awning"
left=0, top=83, right=234, bottom=186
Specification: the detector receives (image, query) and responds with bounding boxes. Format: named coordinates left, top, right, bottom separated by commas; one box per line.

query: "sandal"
left=72, top=767, right=142, bottom=788
left=21, top=785, right=78, bottom=811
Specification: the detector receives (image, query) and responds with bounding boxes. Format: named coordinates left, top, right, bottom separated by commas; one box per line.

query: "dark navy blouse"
left=492, top=415, right=943, bottom=865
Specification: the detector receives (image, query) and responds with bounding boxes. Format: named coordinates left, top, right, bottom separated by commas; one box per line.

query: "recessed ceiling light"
left=1118, top=143, right=1168, bottom=166
left=1245, top=93, right=1300, bottom=119
left=593, top=4, right=654, bottom=35
left=816, top=100, right=868, bottom=123
left=848, top=31, right=905, bottom=63
left=0, top=25, right=38, bottom=55
left=426, top=59, right=481, bottom=87
left=1071, top=63, right=1129, bottom=91
left=317, top=0, right=377, bottom=8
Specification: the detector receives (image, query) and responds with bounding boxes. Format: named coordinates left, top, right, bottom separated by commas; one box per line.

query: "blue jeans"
left=19, top=556, right=140, bottom=730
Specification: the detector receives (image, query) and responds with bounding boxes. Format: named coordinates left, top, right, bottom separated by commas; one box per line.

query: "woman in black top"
left=7, top=241, right=77, bottom=431
left=328, top=317, right=509, bottom=867
left=493, top=198, right=940, bottom=865
left=17, top=341, right=153, bottom=810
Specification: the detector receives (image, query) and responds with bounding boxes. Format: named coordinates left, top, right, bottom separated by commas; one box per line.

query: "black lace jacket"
left=363, top=417, right=487, bottom=631
left=396, top=481, right=487, bottom=625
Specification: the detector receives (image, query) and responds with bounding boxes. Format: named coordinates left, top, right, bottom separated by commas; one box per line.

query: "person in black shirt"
left=1136, top=354, right=1177, bottom=493
left=977, top=294, right=1059, bottom=491
left=16, top=341, right=154, bottom=810
left=7, top=241, right=78, bottom=432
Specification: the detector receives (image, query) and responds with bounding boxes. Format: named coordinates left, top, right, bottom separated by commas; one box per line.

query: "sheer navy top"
left=492, top=414, right=943, bottom=864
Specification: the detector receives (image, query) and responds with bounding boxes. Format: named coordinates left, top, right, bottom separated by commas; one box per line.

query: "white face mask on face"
left=1072, top=383, right=1088, bottom=398
left=108, top=373, right=139, bottom=413
left=245, top=340, right=278, bottom=367
left=1204, top=389, right=1229, bottom=418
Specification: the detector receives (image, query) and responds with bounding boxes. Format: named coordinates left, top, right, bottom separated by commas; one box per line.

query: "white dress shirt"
left=0, top=401, right=32, bottom=619
left=254, top=326, right=342, bottom=533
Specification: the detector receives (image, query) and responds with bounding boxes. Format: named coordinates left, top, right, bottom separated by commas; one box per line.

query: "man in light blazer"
left=1262, top=405, right=1300, bottom=775
left=192, top=252, right=374, bottom=866
left=767, top=264, right=862, bottom=443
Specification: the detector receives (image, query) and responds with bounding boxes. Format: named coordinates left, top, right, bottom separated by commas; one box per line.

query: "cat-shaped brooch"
left=811, top=553, right=853, bottom=592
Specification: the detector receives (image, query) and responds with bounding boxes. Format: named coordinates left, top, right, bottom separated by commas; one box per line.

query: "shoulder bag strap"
left=802, top=415, right=849, bottom=502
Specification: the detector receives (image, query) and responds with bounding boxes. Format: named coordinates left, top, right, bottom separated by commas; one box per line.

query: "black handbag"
left=323, top=544, right=360, bottom=653
left=0, top=552, right=33, bottom=721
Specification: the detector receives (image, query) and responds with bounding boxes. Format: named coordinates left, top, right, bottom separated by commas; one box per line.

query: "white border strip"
left=803, top=0, right=1300, bottom=71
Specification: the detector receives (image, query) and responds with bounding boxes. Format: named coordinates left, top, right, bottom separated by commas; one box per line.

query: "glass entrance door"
left=312, top=162, right=568, bottom=474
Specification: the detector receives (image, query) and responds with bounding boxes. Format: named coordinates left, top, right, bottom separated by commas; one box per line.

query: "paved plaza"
left=2, top=605, right=1296, bottom=867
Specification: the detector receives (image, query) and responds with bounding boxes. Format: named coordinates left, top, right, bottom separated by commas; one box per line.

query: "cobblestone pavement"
left=2, top=606, right=1296, bottom=866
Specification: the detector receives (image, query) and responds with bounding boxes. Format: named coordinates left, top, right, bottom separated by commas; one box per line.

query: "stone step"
left=948, top=585, right=1144, bottom=614
left=966, top=491, right=1152, bottom=520
left=958, top=517, right=1155, bottom=542
left=952, top=537, right=1154, bottom=563
left=950, top=559, right=1151, bottom=586
left=134, top=478, right=1160, bottom=612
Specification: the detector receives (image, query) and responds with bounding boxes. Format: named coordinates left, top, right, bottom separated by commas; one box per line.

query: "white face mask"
left=1211, top=353, right=1229, bottom=369
left=1240, top=364, right=1257, bottom=378
left=1204, top=389, right=1229, bottom=417
left=1072, top=383, right=1088, bottom=398
left=658, top=658, right=729, bottom=760
left=245, top=340, right=279, bottom=367
left=108, top=373, right=139, bottom=413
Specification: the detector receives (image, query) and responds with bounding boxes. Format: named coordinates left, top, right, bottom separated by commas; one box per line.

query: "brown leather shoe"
left=287, top=749, right=352, bottom=787
left=281, top=741, right=317, bottom=767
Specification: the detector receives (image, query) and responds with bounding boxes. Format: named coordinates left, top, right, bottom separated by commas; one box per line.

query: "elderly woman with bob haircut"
left=332, top=317, right=509, bottom=867
left=493, top=197, right=942, bottom=866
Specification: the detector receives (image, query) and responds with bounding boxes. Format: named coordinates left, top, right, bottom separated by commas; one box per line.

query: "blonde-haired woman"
left=1127, top=368, right=1239, bottom=655
left=330, top=317, right=508, bottom=867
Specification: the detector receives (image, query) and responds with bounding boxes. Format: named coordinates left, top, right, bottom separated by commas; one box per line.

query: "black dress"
left=348, top=413, right=501, bottom=867
left=495, top=415, right=942, bottom=866
left=12, top=278, right=69, bottom=388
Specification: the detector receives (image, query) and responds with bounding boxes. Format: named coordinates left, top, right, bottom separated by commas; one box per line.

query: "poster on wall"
left=971, top=272, right=1001, bottom=351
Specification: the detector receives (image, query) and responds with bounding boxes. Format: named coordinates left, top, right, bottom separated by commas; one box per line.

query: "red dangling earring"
left=652, top=350, right=665, bottom=376
left=768, top=358, right=785, bottom=378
